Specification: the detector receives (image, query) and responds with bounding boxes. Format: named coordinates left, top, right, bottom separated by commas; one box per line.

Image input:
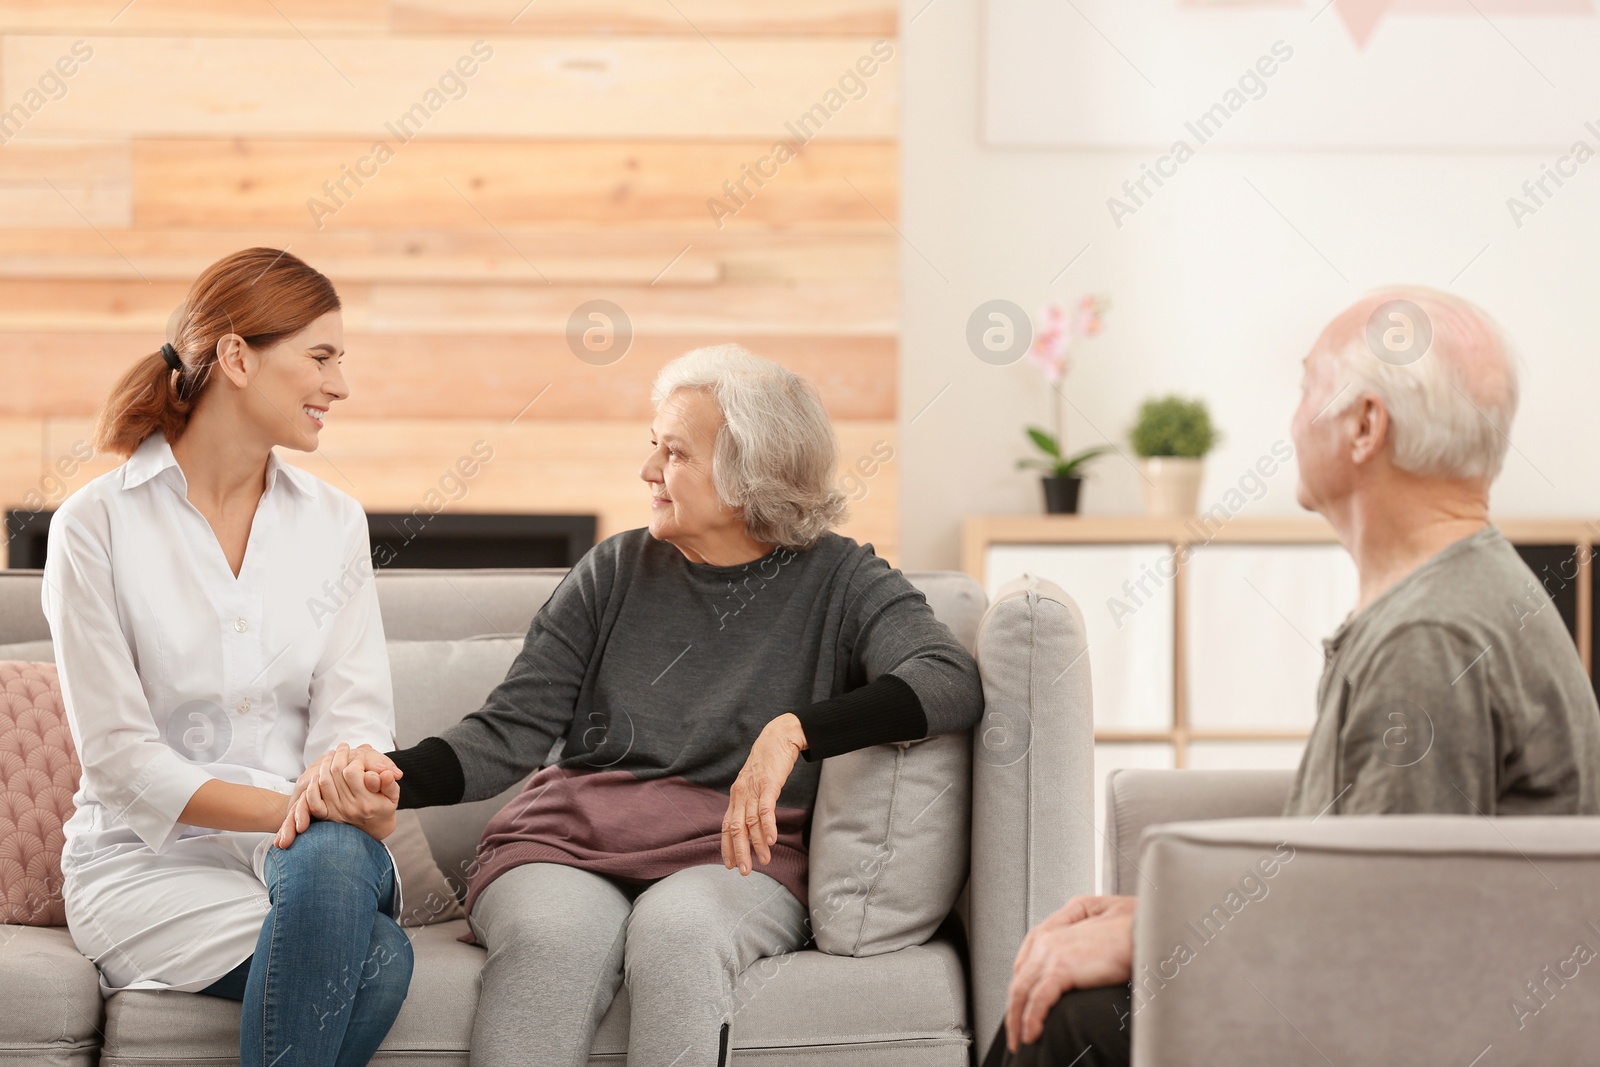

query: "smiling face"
left=640, top=388, right=748, bottom=555
left=234, top=310, right=349, bottom=453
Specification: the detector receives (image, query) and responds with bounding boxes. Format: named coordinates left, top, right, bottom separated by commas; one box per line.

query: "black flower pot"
left=1040, top=475, right=1083, bottom=515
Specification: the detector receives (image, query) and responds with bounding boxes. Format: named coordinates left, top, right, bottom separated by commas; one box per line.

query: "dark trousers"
left=980, top=984, right=1133, bottom=1067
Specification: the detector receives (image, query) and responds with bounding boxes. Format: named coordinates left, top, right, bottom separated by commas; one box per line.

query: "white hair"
left=650, top=344, right=849, bottom=548
left=1321, top=288, right=1519, bottom=482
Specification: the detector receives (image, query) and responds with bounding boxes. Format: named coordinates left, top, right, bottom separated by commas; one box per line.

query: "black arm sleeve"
left=796, top=673, right=927, bottom=762
left=388, top=736, right=466, bottom=810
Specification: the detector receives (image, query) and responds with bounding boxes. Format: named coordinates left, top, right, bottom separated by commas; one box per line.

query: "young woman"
left=48, top=248, right=413, bottom=1067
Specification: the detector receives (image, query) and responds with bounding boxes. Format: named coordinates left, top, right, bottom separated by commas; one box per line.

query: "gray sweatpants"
left=466, top=862, right=809, bottom=1067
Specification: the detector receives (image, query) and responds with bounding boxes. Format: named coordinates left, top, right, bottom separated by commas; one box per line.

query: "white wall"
left=899, top=0, right=1600, bottom=570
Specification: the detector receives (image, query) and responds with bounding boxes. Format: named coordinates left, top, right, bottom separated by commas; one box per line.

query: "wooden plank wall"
left=0, top=0, right=900, bottom=565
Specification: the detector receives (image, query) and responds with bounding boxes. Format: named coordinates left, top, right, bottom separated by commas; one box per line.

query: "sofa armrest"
left=1129, top=815, right=1600, bottom=1066
left=1103, top=769, right=1294, bottom=895
left=968, top=575, right=1095, bottom=1047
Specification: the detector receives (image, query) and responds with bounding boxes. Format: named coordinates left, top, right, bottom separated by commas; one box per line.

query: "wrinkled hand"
left=1005, top=895, right=1137, bottom=1051
left=274, top=743, right=401, bottom=849
left=721, top=713, right=807, bottom=876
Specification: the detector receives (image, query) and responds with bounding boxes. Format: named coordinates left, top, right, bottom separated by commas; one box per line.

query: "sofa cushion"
left=0, top=923, right=104, bottom=1066
left=386, top=637, right=531, bottom=889
left=374, top=569, right=561, bottom=642
left=808, top=732, right=972, bottom=957
left=388, top=812, right=464, bottom=927
left=805, top=574, right=985, bottom=959
left=0, top=640, right=55, bottom=663
left=100, top=920, right=486, bottom=1066
left=902, top=571, right=986, bottom=656
left=591, top=934, right=969, bottom=1060
left=99, top=921, right=968, bottom=1066
left=0, top=661, right=77, bottom=926
left=0, top=575, right=51, bottom=646
left=386, top=636, right=523, bottom=751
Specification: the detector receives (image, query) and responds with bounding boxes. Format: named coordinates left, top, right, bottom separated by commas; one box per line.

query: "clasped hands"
left=274, top=743, right=403, bottom=849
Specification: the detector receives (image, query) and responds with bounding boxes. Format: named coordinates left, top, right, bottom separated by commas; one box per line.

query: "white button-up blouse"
left=44, top=430, right=396, bottom=990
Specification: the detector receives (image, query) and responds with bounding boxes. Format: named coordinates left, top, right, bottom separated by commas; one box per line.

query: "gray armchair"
left=1105, top=768, right=1600, bottom=1066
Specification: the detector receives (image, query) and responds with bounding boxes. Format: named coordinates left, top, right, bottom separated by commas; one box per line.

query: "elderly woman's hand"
left=721, top=713, right=808, bottom=876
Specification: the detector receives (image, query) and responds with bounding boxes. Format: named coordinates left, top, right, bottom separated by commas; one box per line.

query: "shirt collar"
left=1320, top=524, right=1503, bottom=660
left=121, top=430, right=316, bottom=499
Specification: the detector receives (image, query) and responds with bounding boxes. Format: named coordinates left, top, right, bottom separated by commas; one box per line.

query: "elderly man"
left=984, top=288, right=1600, bottom=1067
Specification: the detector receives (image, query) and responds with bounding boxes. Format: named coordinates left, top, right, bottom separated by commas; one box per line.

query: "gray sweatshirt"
left=395, top=527, right=985, bottom=911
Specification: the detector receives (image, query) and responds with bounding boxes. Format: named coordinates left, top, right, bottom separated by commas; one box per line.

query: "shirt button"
left=237, top=699, right=251, bottom=714
left=235, top=618, right=248, bottom=633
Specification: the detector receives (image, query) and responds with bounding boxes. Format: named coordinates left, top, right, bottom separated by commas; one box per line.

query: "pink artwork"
left=1185, top=0, right=1592, bottom=48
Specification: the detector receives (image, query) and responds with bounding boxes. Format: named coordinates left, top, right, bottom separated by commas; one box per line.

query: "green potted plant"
left=1128, top=395, right=1218, bottom=516
left=1017, top=430, right=1110, bottom=514
left=1016, top=295, right=1111, bottom=514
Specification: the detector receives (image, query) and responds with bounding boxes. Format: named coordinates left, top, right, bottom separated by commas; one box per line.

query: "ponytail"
left=91, top=350, right=205, bottom=458
left=89, top=248, right=339, bottom=458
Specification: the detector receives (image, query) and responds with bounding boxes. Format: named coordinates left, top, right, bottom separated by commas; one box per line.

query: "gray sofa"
left=0, top=566, right=1096, bottom=1066
left=1105, top=769, right=1600, bottom=1066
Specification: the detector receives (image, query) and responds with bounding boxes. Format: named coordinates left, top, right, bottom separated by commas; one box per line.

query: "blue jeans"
left=197, top=821, right=414, bottom=1067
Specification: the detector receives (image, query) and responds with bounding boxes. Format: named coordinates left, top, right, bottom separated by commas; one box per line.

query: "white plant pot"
left=1140, top=457, right=1205, bottom=517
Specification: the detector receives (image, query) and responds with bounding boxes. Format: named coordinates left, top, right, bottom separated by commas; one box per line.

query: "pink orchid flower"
left=1029, top=304, right=1073, bottom=385
left=1073, top=294, right=1107, bottom=338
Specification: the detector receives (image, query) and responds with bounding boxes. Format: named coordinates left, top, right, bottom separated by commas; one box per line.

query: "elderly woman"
left=278, top=344, right=984, bottom=1066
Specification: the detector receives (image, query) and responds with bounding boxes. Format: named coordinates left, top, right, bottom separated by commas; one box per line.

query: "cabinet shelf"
left=966, top=514, right=1596, bottom=769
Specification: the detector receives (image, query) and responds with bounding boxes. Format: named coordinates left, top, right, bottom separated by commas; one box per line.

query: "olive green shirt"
left=1285, top=526, right=1600, bottom=817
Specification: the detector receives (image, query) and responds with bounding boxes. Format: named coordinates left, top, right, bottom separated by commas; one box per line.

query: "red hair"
left=92, top=248, right=340, bottom=458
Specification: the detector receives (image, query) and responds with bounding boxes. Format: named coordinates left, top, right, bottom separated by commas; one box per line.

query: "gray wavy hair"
left=650, top=344, right=849, bottom=549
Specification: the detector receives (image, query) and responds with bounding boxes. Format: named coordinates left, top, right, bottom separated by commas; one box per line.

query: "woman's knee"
left=275, top=819, right=384, bottom=864
left=481, top=902, right=622, bottom=973
left=267, top=820, right=391, bottom=898
left=623, top=890, right=738, bottom=981
left=474, top=866, right=628, bottom=964
left=624, top=869, right=802, bottom=983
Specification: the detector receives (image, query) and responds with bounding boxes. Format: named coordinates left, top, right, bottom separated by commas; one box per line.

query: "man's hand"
left=1005, top=895, right=1137, bottom=1051
left=721, top=713, right=806, bottom=876
left=274, top=743, right=401, bottom=849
